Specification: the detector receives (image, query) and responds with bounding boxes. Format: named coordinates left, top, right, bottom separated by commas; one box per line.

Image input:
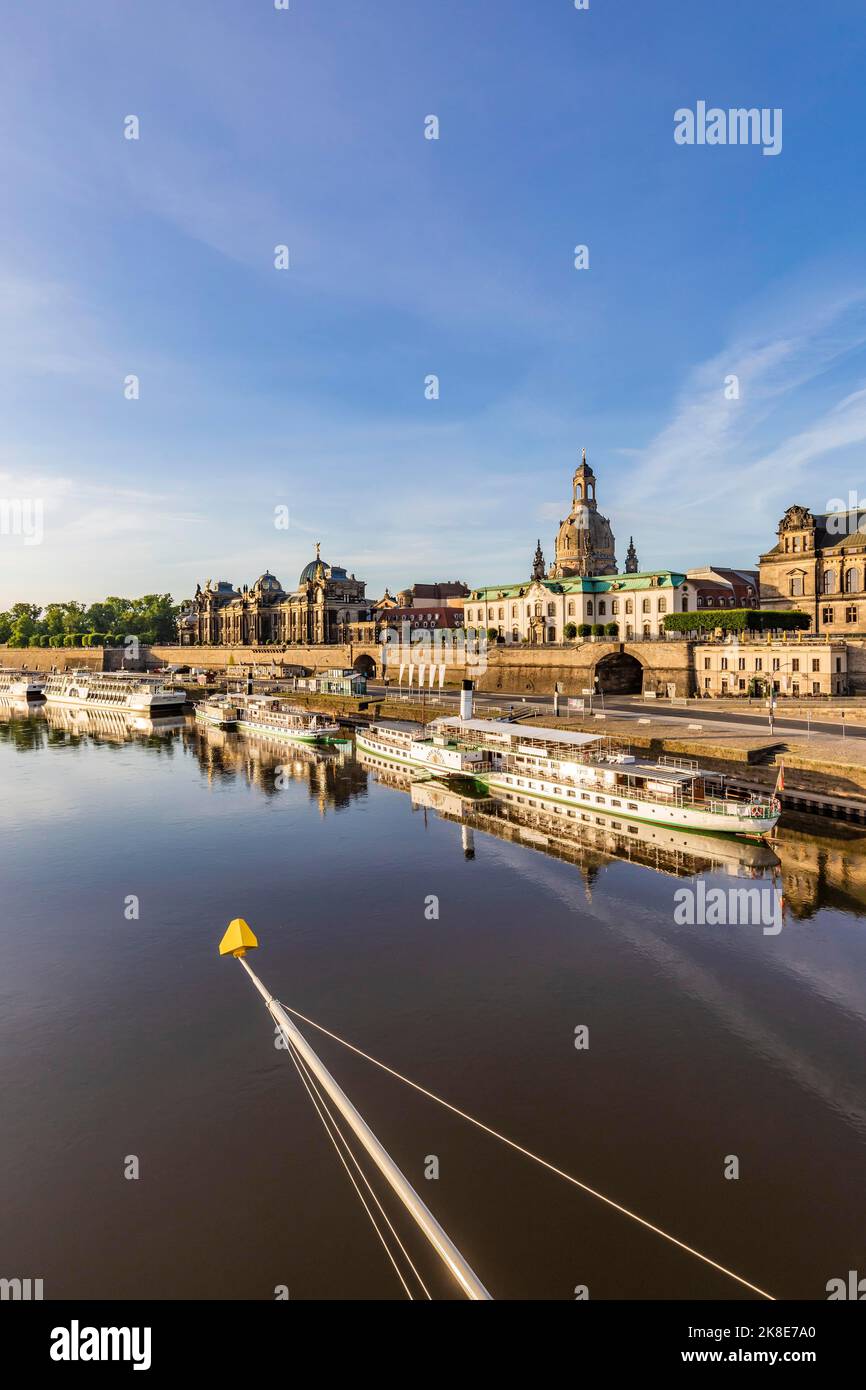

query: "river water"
left=1, top=706, right=865, bottom=1300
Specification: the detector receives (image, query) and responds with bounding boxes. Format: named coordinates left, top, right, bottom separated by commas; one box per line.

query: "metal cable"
left=282, top=1033, right=415, bottom=1300
left=285, top=1032, right=433, bottom=1300
left=277, top=1000, right=775, bottom=1301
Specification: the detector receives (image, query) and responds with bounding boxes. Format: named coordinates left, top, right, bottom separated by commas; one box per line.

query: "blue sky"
left=2, top=0, right=866, bottom=607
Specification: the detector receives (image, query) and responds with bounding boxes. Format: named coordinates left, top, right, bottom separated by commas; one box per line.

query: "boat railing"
left=367, top=725, right=429, bottom=744
left=498, top=758, right=778, bottom=816
left=657, top=754, right=700, bottom=773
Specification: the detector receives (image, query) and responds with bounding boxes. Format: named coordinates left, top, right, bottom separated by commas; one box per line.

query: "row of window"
left=504, top=792, right=643, bottom=835
left=710, top=677, right=827, bottom=694
left=707, top=656, right=825, bottom=673
left=821, top=606, right=860, bottom=623
left=791, top=572, right=866, bottom=597
left=468, top=596, right=668, bottom=623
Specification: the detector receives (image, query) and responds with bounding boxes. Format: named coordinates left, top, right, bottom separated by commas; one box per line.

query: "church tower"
left=531, top=539, right=546, bottom=580
left=549, top=449, right=617, bottom=577
left=625, top=537, right=639, bottom=573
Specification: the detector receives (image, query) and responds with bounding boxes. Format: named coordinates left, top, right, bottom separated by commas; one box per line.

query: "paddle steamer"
left=355, top=687, right=780, bottom=840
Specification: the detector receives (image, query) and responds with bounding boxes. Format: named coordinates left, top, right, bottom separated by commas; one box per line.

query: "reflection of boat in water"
left=0, top=695, right=38, bottom=718
left=357, top=747, right=781, bottom=881
left=356, top=683, right=780, bottom=841
left=194, top=717, right=366, bottom=809
left=40, top=703, right=188, bottom=740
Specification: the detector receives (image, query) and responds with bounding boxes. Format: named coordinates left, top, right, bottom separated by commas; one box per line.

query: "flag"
left=775, top=762, right=785, bottom=794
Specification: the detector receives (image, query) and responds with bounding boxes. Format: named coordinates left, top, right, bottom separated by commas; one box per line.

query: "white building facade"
left=465, top=571, right=689, bottom=643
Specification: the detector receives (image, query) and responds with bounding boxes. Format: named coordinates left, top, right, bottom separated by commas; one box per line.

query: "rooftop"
left=469, top=570, right=686, bottom=600
left=432, top=716, right=601, bottom=748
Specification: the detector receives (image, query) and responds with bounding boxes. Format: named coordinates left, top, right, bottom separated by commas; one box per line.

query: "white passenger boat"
left=195, top=696, right=240, bottom=729
left=356, top=686, right=780, bottom=840
left=40, top=670, right=186, bottom=713
left=355, top=722, right=492, bottom=777
left=406, top=773, right=782, bottom=875
left=0, top=669, right=45, bottom=701
left=234, top=695, right=340, bottom=744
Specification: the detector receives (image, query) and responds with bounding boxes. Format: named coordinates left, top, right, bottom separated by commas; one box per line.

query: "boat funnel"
left=460, top=679, right=474, bottom=721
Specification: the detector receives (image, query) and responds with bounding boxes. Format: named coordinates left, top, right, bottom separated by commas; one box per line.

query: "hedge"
left=663, top=609, right=811, bottom=636
left=605, top=622, right=619, bottom=637
left=578, top=623, right=591, bottom=637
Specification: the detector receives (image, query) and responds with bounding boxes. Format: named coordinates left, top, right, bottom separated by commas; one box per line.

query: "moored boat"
left=195, top=696, right=240, bottom=729
left=354, top=722, right=492, bottom=777
left=356, top=683, right=780, bottom=840
left=0, top=668, right=45, bottom=702
left=41, top=670, right=186, bottom=714
left=234, top=695, right=340, bottom=744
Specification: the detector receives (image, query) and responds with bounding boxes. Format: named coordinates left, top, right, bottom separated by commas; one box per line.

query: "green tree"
left=42, top=604, right=70, bottom=640
left=61, top=602, right=86, bottom=636
left=8, top=603, right=41, bottom=647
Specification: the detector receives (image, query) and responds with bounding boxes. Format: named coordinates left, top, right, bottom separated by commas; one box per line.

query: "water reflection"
left=4, top=703, right=866, bottom=919
left=192, top=722, right=368, bottom=810
left=0, top=698, right=187, bottom=750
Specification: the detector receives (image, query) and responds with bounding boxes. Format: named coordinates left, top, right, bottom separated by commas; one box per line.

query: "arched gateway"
left=593, top=650, right=644, bottom=694
left=353, top=653, right=376, bottom=679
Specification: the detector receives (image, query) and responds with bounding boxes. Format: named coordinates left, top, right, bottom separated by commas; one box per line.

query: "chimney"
left=459, top=678, right=474, bottom=721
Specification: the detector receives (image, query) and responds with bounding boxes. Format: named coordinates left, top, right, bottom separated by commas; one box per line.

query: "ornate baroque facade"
left=179, top=546, right=369, bottom=646
left=466, top=568, right=687, bottom=643
left=759, top=505, right=866, bottom=634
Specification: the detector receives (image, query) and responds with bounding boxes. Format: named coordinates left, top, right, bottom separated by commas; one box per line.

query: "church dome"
left=254, top=571, right=282, bottom=593
left=300, top=556, right=327, bottom=584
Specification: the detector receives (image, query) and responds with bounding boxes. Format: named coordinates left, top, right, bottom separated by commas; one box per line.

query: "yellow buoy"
left=219, top=918, right=259, bottom=958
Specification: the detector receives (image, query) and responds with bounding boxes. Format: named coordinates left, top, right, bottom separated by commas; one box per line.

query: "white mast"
left=219, top=918, right=492, bottom=1301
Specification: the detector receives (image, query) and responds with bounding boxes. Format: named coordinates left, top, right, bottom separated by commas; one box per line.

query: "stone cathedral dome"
left=549, top=449, right=617, bottom=577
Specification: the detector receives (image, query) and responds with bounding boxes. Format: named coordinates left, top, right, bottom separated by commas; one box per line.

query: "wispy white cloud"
left=616, top=279, right=866, bottom=565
